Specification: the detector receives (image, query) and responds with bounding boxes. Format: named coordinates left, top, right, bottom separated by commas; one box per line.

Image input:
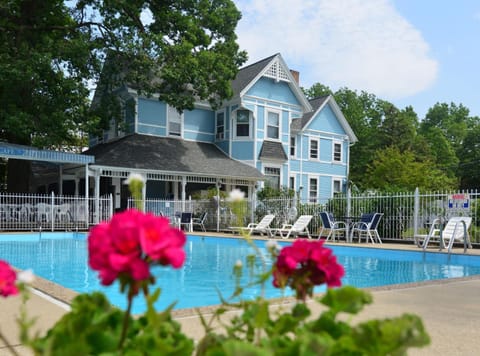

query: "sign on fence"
left=448, top=194, right=470, bottom=209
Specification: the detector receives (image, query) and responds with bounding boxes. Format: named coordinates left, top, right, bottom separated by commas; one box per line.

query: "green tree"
left=378, top=104, right=418, bottom=152
left=364, top=146, right=457, bottom=191
left=302, top=82, right=333, bottom=99
left=420, top=102, right=470, bottom=153
left=0, top=0, right=246, bottom=191
left=457, top=119, right=480, bottom=189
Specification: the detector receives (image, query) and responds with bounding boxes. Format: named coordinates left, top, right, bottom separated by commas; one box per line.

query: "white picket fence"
left=0, top=192, right=113, bottom=231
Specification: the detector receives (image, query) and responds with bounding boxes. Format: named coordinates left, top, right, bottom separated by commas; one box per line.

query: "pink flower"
left=272, top=239, right=344, bottom=300
left=139, top=213, right=186, bottom=268
left=88, top=209, right=187, bottom=288
left=0, top=260, right=19, bottom=297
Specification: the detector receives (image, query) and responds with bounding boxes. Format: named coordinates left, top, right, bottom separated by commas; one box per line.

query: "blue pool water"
left=2, top=232, right=480, bottom=314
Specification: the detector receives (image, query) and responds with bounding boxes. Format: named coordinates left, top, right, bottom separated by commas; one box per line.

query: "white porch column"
left=142, top=177, right=147, bottom=212
left=94, top=170, right=100, bottom=224
left=181, top=176, right=187, bottom=211
left=85, top=165, right=90, bottom=227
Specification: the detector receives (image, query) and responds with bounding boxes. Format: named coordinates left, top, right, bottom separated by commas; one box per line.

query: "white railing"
left=129, top=189, right=479, bottom=243
left=0, top=192, right=113, bottom=231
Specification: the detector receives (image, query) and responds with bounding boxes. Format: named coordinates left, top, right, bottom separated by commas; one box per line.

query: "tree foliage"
left=0, top=0, right=247, bottom=147
left=305, top=83, right=477, bottom=191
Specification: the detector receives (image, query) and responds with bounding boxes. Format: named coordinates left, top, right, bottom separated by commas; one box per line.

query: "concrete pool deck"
left=2, top=238, right=480, bottom=355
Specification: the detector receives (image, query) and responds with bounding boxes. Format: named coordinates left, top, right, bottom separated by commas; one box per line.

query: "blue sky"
left=233, top=0, right=480, bottom=120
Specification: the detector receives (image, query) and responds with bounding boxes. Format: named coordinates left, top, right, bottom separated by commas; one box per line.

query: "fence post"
left=51, top=191, right=55, bottom=232
left=109, top=193, right=114, bottom=220
left=413, top=187, right=419, bottom=244
left=347, top=187, right=352, bottom=217
left=216, top=183, right=220, bottom=232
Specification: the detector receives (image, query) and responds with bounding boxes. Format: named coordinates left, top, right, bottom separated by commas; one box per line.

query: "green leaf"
left=319, top=286, right=372, bottom=315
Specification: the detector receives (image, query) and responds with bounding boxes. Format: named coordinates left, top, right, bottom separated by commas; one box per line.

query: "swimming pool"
left=2, top=232, right=480, bottom=314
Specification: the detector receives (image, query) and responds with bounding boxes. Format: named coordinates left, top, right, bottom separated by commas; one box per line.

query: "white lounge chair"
left=421, top=216, right=472, bottom=252
left=274, top=215, right=313, bottom=239
left=231, top=214, right=275, bottom=237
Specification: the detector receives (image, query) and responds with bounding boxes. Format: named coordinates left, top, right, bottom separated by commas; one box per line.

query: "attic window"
left=264, top=59, right=290, bottom=82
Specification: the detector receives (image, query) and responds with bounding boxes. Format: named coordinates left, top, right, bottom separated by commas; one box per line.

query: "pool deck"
left=2, top=235, right=480, bottom=355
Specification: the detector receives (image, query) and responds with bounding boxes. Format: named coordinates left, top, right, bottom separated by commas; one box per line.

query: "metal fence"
left=1, top=189, right=477, bottom=243
left=0, top=192, right=113, bottom=231
left=130, top=189, right=479, bottom=243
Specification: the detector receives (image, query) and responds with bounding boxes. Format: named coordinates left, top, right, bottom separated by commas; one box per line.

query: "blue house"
left=86, top=53, right=357, bottom=210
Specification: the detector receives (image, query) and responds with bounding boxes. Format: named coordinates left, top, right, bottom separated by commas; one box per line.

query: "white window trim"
left=308, top=176, right=318, bottom=203
left=333, top=141, right=343, bottom=163
left=167, top=104, right=183, bottom=138
left=289, top=174, right=296, bottom=191
left=263, top=164, right=282, bottom=189
left=309, top=138, right=319, bottom=160
left=332, top=178, right=343, bottom=195
left=290, top=135, right=296, bottom=158
left=265, top=108, right=281, bottom=141
left=233, top=109, right=252, bottom=140
left=215, top=110, right=225, bottom=141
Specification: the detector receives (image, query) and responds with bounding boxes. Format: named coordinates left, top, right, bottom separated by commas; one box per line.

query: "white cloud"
left=234, top=0, right=438, bottom=99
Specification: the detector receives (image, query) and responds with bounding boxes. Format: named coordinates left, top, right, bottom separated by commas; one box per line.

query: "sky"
left=233, top=0, right=480, bottom=120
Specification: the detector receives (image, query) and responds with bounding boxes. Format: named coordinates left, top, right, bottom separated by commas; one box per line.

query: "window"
left=289, top=176, right=295, bottom=190
left=309, top=178, right=318, bottom=203
left=333, top=179, right=342, bottom=193
left=290, top=136, right=296, bottom=157
left=333, top=142, right=342, bottom=162
left=310, top=139, right=318, bottom=159
left=235, top=110, right=250, bottom=138
left=267, top=111, right=280, bottom=139
left=168, top=105, right=182, bottom=137
left=264, top=167, right=280, bottom=189
left=216, top=112, right=224, bottom=140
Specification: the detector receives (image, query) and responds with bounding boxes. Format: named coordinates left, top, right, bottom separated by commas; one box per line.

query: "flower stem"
left=118, top=289, right=134, bottom=350
left=0, top=331, right=20, bottom=356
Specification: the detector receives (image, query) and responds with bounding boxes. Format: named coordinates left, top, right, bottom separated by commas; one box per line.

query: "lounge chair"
left=318, top=212, right=347, bottom=241
left=273, top=215, right=313, bottom=239
left=230, top=214, right=275, bottom=237
left=192, top=212, right=208, bottom=232
left=421, top=216, right=472, bottom=252
left=350, top=213, right=383, bottom=243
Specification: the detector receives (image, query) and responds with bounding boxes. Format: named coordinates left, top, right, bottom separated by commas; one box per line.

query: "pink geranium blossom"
left=273, top=239, right=344, bottom=300
left=0, top=260, right=19, bottom=297
left=88, top=209, right=187, bottom=288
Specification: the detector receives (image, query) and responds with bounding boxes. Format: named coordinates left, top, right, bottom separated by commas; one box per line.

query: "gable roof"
left=231, top=53, right=312, bottom=112
left=291, top=95, right=358, bottom=143
left=84, top=134, right=263, bottom=180
left=259, top=141, right=288, bottom=162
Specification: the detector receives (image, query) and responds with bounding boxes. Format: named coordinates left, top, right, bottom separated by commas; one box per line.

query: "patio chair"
left=350, top=213, right=383, bottom=244
left=230, top=214, right=275, bottom=237
left=273, top=215, right=313, bottom=239
left=318, top=212, right=347, bottom=241
left=180, top=212, right=193, bottom=232
left=421, top=216, right=472, bottom=252
left=192, top=212, right=208, bottom=232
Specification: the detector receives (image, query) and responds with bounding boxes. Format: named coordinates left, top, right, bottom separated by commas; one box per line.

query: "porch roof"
left=83, top=134, right=264, bottom=180
left=0, top=142, right=94, bottom=164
